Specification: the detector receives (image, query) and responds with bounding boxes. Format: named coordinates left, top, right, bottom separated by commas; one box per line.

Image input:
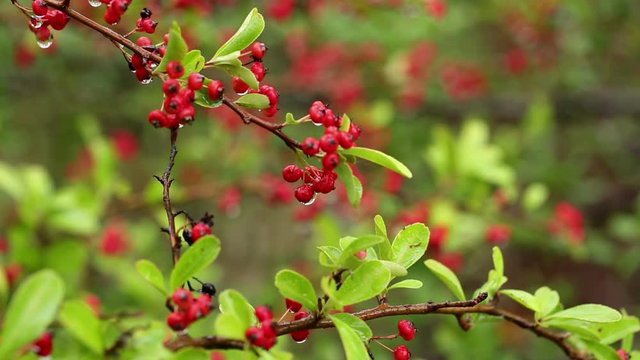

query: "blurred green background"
left=1, top=0, right=639, bottom=359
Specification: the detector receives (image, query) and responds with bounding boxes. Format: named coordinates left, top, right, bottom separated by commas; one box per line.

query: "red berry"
left=167, top=311, right=188, bottom=331
left=136, top=36, right=153, bottom=47
left=338, top=132, right=354, bottom=149
left=322, top=153, right=340, bottom=171
left=285, top=298, right=302, bottom=312
left=172, top=288, right=193, bottom=310
left=131, top=53, right=144, bottom=69
left=178, top=106, right=196, bottom=124
left=398, top=320, right=417, bottom=341
left=232, top=76, right=249, bottom=94
left=163, top=79, right=181, bottom=96
left=261, top=320, right=276, bottom=338
left=46, top=10, right=69, bottom=30
left=294, top=184, right=315, bottom=204
left=196, top=294, right=213, bottom=316
left=166, top=61, right=184, bottom=79
left=309, top=104, right=325, bottom=124
left=191, top=222, right=212, bottom=242
left=208, top=80, right=224, bottom=101
left=485, top=224, right=512, bottom=245
left=104, top=8, right=121, bottom=25
left=187, top=73, right=205, bottom=91
left=148, top=109, right=167, bottom=128
left=135, top=67, right=151, bottom=82
left=251, top=42, right=267, bottom=60
left=255, top=305, right=273, bottom=322
left=245, top=327, right=266, bottom=347
left=32, top=331, right=53, bottom=356
left=34, top=26, right=52, bottom=42
left=348, top=123, right=361, bottom=141
left=313, top=172, right=336, bottom=194
left=322, top=109, right=338, bottom=127
left=393, top=345, right=411, bottom=360
left=180, top=88, right=196, bottom=103
left=319, top=134, right=339, bottom=153
left=259, top=85, right=279, bottom=105
left=32, top=0, right=48, bottom=16
left=163, top=96, right=184, bottom=114
left=282, top=165, right=303, bottom=183
left=138, top=18, right=158, bottom=34
left=302, top=137, right=320, bottom=156
left=250, top=62, right=266, bottom=82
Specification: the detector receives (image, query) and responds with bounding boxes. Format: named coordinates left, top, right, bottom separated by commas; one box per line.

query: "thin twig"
left=157, top=128, right=181, bottom=265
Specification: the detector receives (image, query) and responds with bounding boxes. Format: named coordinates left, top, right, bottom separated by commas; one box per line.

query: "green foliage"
left=425, top=259, right=466, bottom=301
left=235, top=94, right=271, bottom=110
left=154, top=22, right=188, bottom=74
left=136, top=259, right=168, bottom=296
left=341, top=147, right=412, bottom=178
left=58, top=300, right=104, bottom=354
left=335, top=162, right=363, bottom=206
left=212, top=8, right=265, bottom=59
left=391, top=223, right=429, bottom=269
left=333, top=261, right=390, bottom=307
left=275, top=270, right=318, bottom=312
left=329, top=314, right=370, bottom=360
left=170, top=235, right=221, bottom=291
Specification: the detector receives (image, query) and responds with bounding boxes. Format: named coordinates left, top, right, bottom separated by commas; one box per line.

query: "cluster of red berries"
left=285, top=299, right=311, bottom=342
left=30, top=0, right=70, bottom=48
left=135, top=8, right=157, bottom=34
left=245, top=306, right=277, bottom=350
left=282, top=101, right=361, bottom=204
left=166, top=288, right=214, bottom=331
left=231, top=42, right=280, bottom=117
left=129, top=35, right=163, bottom=83
left=182, top=214, right=214, bottom=245
left=101, top=0, right=132, bottom=25
left=32, top=331, right=53, bottom=357
left=392, top=320, right=417, bottom=359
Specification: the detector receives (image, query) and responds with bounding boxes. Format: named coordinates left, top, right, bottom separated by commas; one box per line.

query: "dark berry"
left=201, top=283, right=217, bottom=297
left=166, top=61, right=185, bottom=79
left=140, top=7, right=152, bottom=18
left=294, top=184, right=315, bottom=204
left=398, top=320, right=417, bottom=341
left=282, top=165, right=303, bottom=183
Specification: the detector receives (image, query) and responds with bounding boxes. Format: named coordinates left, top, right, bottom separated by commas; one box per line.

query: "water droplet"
left=149, top=62, right=158, bottom=69
left=312, top=121, right=323, bottom=127
left=31, top=17, right=44, bottom=29
left=294, top=339, right=307, bottom=344
left=303, top=194, right=317, bottom=206
left=88, top=0, right=102, bottom=7
left=36, top=37, right=53, bottom=49
left=140, top=77, right=152, bottom=85
left=236, top=90, right=249, bottom=96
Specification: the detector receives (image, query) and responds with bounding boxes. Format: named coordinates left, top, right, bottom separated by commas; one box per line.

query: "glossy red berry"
left=191, top=222, right=212, bottom=242
left=319, top=134, right=339, bottom=153
left=290, top=311, right=310, bottom=342
left=348, top=123, right=362, bottom=141
left=104, top=8, right=121, bottom=25
left=187, top=73, right=205, bottom=91
left=163, top=79, right=181, bottom=96
left=34, top=26, right=52, bottom=43
left=309, top=106, right=325, bottom=124
left=166, top=61, right=185, bottom=79
left=131, top=53, right=144, bottom=69
left=232, top=76, right=249, bottom=94
left=135, top=67, right=151, bottom=82
left=322, top=153, right=340, bottom=171
left=313, top=172, right=336, bottom=194
left=178, top=106, right=196, bottom=124
left=282, top=165, right=303, bottom=183
left=172, top=288, right=193, bottom=310
left=136, top=36, right=153, bottom=47
left=32, top=331, right=53, bottom=356
left=31, top=0, right=48, bottom=16
left=250, top=62, right=266, bottom=82
left=148, top=109, right=167, bottom=128
left=137, top=18, right=157, bottom=34
left=255, top=305, right=273, bottom=322
left=393, top=345, right=411, bottom=360
left=250, top=42, right=267, bottom=60
left=398, top=320, right=417, bottom=341
left=285, top=298, right=303, bottom=312
left=337, top=132, right=354, bottom=149
left=259, top=85, right=279, bottom=105
left=302, top=137, right=320, bottom=156
left=167, top=311, right=188, bottom=331
left=47, top=10, right=69, bottom=30
left=322, top=109, right=338, bottom=127
left=246, top=327, right=266, bottom=347
left=208, top=80, right=224, bottom=101
left=163, top=96, right=183, bottom=114
left=294, top=184, right=315, bottom=204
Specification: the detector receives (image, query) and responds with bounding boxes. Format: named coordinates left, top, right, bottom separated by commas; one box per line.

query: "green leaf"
left=329, top=314, right=370, bottom=360
left=0, top=270, right=65, bottom=359
left=335, top=162, right=363, bottom=207
left=379, top=260, right=408, bottom=277
left=534, top=286, right=560, bottom=319
left=194, top=86, right=223, bottom=108
left=284, top=112, right=296, bottom=125
left=582, top=340, right=620, bottom=360
left=522, top=183, right=548, bottom=211
left=274, top=270, right=318, bottom=312
left=392, top=223, right=429, bottom=269
left=213, top=8, right=265, bottom=58
left=170, top=235, right=221, bottom=291
left=338, top=235, right=384, bottom=265
left=0, top=162, right=23, bottom=199
left=182, top=50, right=205, bottom=75
left=334, top=261, right=390, bottom=306
left=340, top=147, right=412, bottom=178
left=318, top=246, right=342, bottom=268
left=544, top=304, right=622, bottom=323
left=339, top=114, right=352, bottom=132
left=154, top=22, right=188, bottom=74
left=0, top=265, right=8, bottom=309
left=599, top=316, right=640, bottom=345
left=500, top=289, right=539, bottom=312
left=217, top=62, right=259, bottom=91
left=387, top=279, right=423, bottom=291
left=492, top=246, right=504, bottom=276
left=542, top=318, right=601, bottom=340
left=425, top=259, right=465, bottom=301
left=58, top=300, right=103, bottom=354
left=329, top=313, right=372, bottom=341
left=218, top=289, right=256, bottom=329
left=214, top=312, right=246, bottom=339
left=374, top=214, right=387, bottom=238
left=374, top=214, right=393, bottom=261
left=235, top=93, right=270, bottom=110
left=136, top=259, right=168, bottom=296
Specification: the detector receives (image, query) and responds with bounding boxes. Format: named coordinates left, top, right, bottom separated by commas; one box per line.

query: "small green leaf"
left=492, top=246, right=504, bottom=276
left=214, top=313, right=245, bottom=339
left=392, top=223, right=429, bottom=269
left=329, top=314, right=370, bottom=360
left=0, top=270, right=65, bottom=359
left=182, top=50, right=205, bottom=75
left=339, top=114, right=352, bottom=132
left=219, top=289, right=256, bottom=329
left=425, top=259, right=465, bottom=301
left=387, top=279, right=423, bottom=291
left=217, top=62, right=259, bottom=91
left=542, top=318, right=601, bottom=340
left=136, top=259, right=168, bottom=296
left=213, top=8, right=265, bottom=58
left=599, top=316, right=640, bottom=345
left=154, top=22, right=188, bottom=74
left=58, top=300, right=103, bottom=354
left=275, top=270, right=318, bottom=312
left=534, top=286, right=560, bottom=319
left=582, top=340, right=621, bottom=360
left=329, top=313, right=372, bottom=341
left=373, top=215, right=387, bottom=238
left=500, top=289, right=539, bottom=312
left=374, top=215, right=393, bottom=261
left=334, top=261, right=390, bottom=306
left=544, top=304, right=622, bottom=323
left=170, top=235, right=221, bottom=291
left=335, top=162, right=363, bottom=207
left=340, top=147, right=412, bottom=178
left=285, top=112, right=296, bottom=125
left=235, top=93, right=270, bottom=110
left=194, top=86, right=223, bottom=108
left=338, top=235, right=384, bottom=265
left=318, top=246, right=342, bottom=268
left=379, top=260, right=408, bottom=277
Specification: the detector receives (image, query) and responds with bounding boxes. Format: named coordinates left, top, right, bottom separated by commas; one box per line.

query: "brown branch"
left=156, top=129, right=181, bottom=265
